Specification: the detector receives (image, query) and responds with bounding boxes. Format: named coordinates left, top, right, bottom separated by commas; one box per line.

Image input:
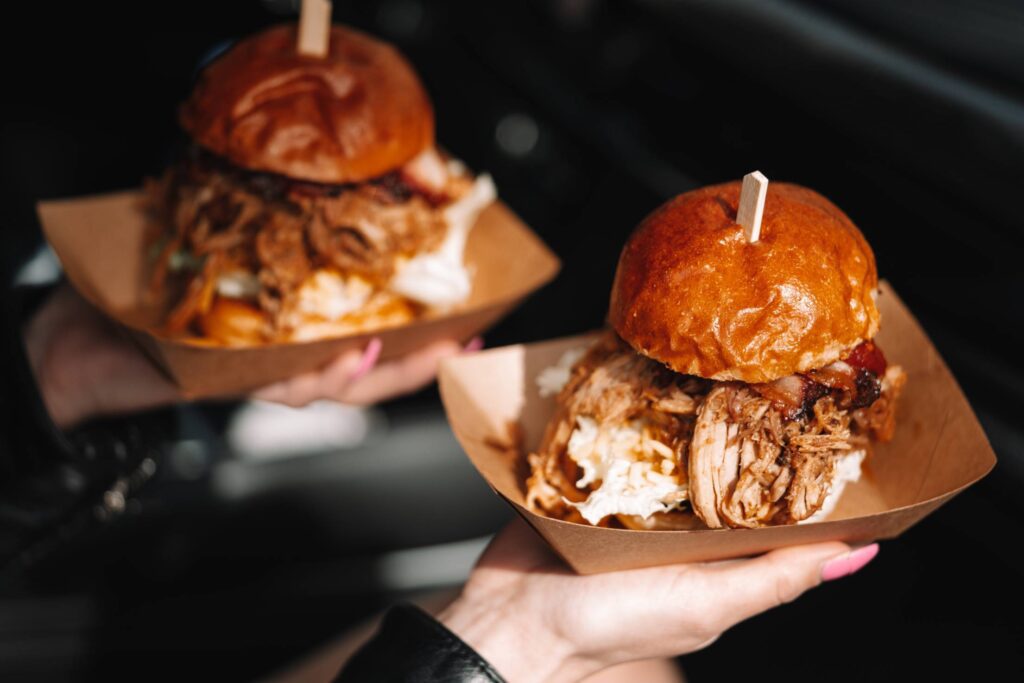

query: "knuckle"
left=281, top=392, right=305, bottom=407
left=772, top=566, right=806, bottom=606
left=691, top=633, right=720, bottom=653
left=691, top=620, right=723, bottom=646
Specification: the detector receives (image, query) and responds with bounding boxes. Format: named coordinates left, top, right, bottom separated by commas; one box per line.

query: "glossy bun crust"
left=198, top=298, right=269, bottom=346
left=180, top=24, right=434, bottom=184
left=609, top=182, right=879, bottom=383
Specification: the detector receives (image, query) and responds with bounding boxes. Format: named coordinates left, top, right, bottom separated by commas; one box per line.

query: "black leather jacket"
left=337, top=604, right=506, bottom=682
left=0, top=285, right=166, bottom=571
left=2, top=285, right=505, bottom=682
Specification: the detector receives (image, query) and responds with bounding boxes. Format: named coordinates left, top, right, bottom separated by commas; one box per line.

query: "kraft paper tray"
left=438, top=282, right=996, bottom=574
left=38, top=191, right=560, bottom=398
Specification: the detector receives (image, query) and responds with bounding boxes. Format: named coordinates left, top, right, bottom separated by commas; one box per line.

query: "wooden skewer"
left=298, top=0, right=332, bottom=58
left=737, top=170, right=769, bottom=243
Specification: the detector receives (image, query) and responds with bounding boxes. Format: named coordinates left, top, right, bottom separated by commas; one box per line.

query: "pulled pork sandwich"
left=145, top=24, right=496, bottom=345
left=527, top=182, right=906, bottom=530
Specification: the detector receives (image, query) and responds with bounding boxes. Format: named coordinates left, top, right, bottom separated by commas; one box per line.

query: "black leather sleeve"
left=0, top=284, right=167, bottom=571
left=336, top=604, right=507, bottom=683
left=0, top=285, right=71, bottom=477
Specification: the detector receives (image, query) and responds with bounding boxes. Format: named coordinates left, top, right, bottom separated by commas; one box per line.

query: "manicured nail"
left=821, top=544, right=879, bottom=582
left=463, top=336, right=484, bottom=353
left=350, top=338, right=383, bottom=381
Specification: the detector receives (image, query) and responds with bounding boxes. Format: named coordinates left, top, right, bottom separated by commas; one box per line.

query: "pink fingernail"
left=350, top=338, right=383, bottom=381
left=821, top=544, right=879, bottom=582
left=463, top=336, right=484, bottom=353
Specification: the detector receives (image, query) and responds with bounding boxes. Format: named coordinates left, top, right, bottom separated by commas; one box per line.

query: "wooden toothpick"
left=737, top=170, right=769, bottom=243
left=298, top=0, right=332, bottom=58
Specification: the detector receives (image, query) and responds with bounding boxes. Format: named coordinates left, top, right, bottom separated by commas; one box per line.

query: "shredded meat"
left=525, top=334, right=705, bottom=527
left=163, top=250, right=222, bottom=334
left=145, top=146, right=463, bottom=338
left=687, top=385, right=848, bottom=528
left=526, top=331, right=907, bottom=529
left=255, top=212, right=312, bottom=290
left=305, top=189, right=444, bottom=281
left=852, top=365, right=907, bottom=442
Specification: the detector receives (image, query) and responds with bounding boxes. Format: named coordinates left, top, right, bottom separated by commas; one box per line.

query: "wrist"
left=23, top=319, right=80, bottom=429
left=438, top=594, right=597, bottom=683
left=38, top=369, right=89, bottom=430
left=22, top=287, right=181, bottom=428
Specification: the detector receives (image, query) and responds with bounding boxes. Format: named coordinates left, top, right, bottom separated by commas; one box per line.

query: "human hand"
left=24, top=285, right=477, bottom=427
left=24, top=285, right=181, bottom=428
left=439, top=518, right=879, bottom=683
left=251, top=335, right=480, bottom=407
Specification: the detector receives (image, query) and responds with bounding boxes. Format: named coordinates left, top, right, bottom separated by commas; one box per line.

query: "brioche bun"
left=180, top=24, right=434, bottom=184
left=198, top=298, right=269, bottom=346
left=195, top=285, right=420, bottom=346
left=283, top=294, right=418, bottom=342
left=609, top=181, right=879, bottom=383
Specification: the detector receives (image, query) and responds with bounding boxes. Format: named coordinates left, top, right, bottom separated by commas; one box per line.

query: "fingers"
left=250, top=336, right=478, bottom=407
left=697, top=541, right=865, bottom=631
left=250, top=344, right=370, bottom=406
left=336, top=338, right=464, bottom=405
left=348, top=337, right=383, bottom=381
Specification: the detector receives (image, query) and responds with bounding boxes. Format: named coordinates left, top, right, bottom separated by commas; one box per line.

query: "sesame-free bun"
left=195, top=285, right=418, bottom=346
left=609, top=181, right=880, bottom=384
left=198, top=298, right=269, bottom=346
left=180, top=24, right=434, bottom=184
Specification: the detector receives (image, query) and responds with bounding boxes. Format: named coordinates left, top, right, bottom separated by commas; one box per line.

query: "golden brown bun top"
left=609, top=181, right=880, bottom=383
left=180, top=24, right=434, bottom=184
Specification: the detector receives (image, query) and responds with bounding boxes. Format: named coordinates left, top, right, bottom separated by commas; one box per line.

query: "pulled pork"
left=145, top=146, right=472, bottom=340
left=526, top=333, right=708, bottom=528
left=526, top=331, right=906, bottom=529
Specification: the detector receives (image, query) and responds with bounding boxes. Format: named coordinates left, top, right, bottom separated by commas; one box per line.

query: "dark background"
left=2, top=0, right=1023, bottom=680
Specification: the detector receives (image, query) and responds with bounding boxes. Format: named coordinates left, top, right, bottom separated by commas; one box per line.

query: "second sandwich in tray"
left=146, top=24, right=497, bottom=345
left=37, top=18, right=558, bottom=397
left=526, top=180, right=907, bottom=530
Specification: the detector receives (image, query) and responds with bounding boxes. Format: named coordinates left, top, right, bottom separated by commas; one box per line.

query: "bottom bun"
left=194, top=291, right=421, bottom=346
left=198, top=297, right=270, bottom=345
left=283, top=295, right=419, bottom=342
left=617, top=511, right=706, bottom=531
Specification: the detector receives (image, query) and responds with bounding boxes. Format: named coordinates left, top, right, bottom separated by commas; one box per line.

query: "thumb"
left=701, top=542, right=878, bottom=631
